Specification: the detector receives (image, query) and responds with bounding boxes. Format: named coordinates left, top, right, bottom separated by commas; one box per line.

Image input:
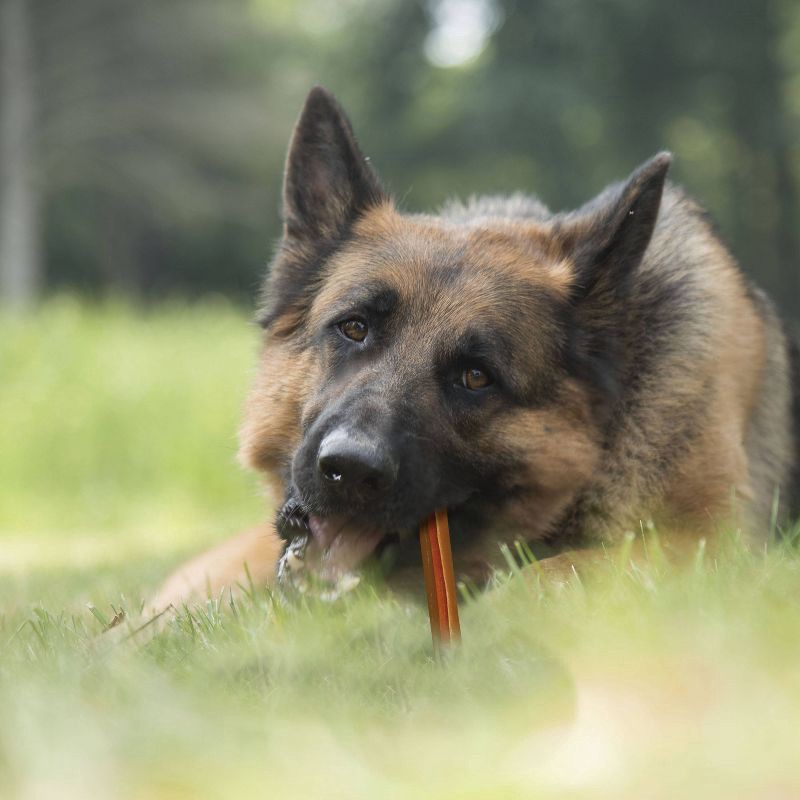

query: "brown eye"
left=462, top=367, right=492, bottom=391
left=339, top=319, right=368, bottom=342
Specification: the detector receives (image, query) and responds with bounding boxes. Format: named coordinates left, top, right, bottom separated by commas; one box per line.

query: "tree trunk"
left=0, top=0, right=40, bottom=307
left=768, top=2, right=800, bottom=320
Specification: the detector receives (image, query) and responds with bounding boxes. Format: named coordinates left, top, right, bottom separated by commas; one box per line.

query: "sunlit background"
left=3, top=5, right=800, bottom=798
left=2, top=0, right=799, bottom=316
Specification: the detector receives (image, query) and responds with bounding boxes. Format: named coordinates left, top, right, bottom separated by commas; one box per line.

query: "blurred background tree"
left=1, top=0, right=798, bottom=318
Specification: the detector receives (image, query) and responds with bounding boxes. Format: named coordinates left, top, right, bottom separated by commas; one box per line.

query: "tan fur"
left=482, top=380, right=603, bottom=531
left=662, top=270, right=763, bottom=530
left=149, top=524, right=282, bottom=612
left=148, top=92, right=797, bottom=613
left=150, top=200, right=790, bottom=609
left=638, top=242, right=765, bottom=532
left=238, top=342, right=319, bottom=490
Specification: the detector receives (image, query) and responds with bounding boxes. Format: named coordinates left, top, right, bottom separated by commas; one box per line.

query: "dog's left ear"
left=561, top=152, right=671, bottom=302
left=554, top=153, right=671, bottom=411
left=282, top=86, right=387, bottom=244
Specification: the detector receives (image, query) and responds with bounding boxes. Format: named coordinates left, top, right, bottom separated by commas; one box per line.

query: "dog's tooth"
left=337, top=573, right=361, bottom=594
left=285, top=549, right=304, bottom=571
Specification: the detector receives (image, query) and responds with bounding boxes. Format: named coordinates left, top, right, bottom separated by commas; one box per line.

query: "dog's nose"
left=317, top=428, right=396, bottom=492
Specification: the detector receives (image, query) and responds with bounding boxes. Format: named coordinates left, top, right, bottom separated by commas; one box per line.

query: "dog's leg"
left=147, top=523, right=283, bottom=614
left=530, top=529, right=715, bottom=587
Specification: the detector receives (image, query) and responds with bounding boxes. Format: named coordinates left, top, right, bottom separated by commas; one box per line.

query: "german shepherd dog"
left=152, top=87, right=799, bottom=609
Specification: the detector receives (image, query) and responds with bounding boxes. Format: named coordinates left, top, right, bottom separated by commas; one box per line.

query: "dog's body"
left=152, top=88, right=798, bottom=610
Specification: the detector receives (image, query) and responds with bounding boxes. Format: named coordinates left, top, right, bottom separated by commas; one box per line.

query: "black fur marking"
left=428, top=263, right=466, bottom=289
left=258, top=233, right=350, bottom=332
left=259, top=87, right=388, bottom=334
left=320, top=283, right=400, bottom=326
left=276, top=496, right=310, bottom=542
left=567, top=152, right=671, bottom=303
left=282, top=87, right=386, bottom=242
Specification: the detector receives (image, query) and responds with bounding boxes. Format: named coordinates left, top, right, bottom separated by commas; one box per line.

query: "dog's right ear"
left=260, top=88, right=386, bottom=334
left=282, top=86, right=386, bottom=244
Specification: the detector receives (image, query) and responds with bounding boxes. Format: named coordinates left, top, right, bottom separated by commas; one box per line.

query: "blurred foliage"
left=6, top=0, right=800, bottom=316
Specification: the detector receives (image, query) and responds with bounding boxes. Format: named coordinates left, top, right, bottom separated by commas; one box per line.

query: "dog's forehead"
left=310, top=204, right=573, bottom=329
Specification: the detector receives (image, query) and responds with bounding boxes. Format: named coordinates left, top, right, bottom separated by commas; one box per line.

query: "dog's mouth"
left=306, top=514, right=385, bottom=579
left=276, top=507, right=393, bottom=599
left=275, top=485, right=476, bottom=599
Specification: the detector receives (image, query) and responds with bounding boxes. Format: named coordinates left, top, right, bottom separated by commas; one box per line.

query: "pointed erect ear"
left=282, top=87, right=386, bottom=243
left=562, top=152, right=672, bottom=301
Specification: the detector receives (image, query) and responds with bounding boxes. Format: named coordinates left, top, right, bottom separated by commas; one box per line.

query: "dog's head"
left=239, top=87, right=670, bottom=581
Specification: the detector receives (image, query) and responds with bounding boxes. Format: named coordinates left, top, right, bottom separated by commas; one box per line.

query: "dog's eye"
left=462, top=367, right=493, bottom=391
left=338, top=319, right=368, bottom=342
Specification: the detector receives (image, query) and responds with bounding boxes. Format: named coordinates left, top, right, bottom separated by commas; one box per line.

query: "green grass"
left=0, top=296, right=263, bottom=579
left=2, top=300, right=800, bottom=799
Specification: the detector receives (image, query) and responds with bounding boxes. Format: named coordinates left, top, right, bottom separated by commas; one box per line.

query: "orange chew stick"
left=419, top=509, right=461, bottom=652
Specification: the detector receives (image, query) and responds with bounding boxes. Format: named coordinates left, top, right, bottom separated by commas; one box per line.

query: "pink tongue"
left=307, top=515, right=383, bottom=580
